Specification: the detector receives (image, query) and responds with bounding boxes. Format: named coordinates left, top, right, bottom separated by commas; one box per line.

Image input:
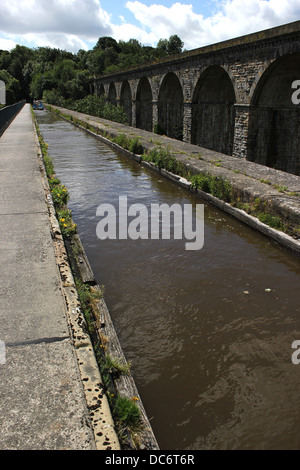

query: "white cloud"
left=0, top=37, right=16, bottom=50
left=0, top=0, right=112, bottom=36
left=0, top=0, right=112, bottom=52
left=125, top=0, right=300, bottom=49
left=0, top=0, right=299, bottom=52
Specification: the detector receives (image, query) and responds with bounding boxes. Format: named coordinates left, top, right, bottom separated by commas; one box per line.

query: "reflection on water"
left=37, top=110, right=300, bottom=450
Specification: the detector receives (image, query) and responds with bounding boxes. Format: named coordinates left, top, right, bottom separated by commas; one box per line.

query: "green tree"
left=167, top=35, right=184, bottom=55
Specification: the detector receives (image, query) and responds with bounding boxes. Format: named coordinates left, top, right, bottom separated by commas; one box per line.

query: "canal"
left=36, top=110, right=300, bottom=450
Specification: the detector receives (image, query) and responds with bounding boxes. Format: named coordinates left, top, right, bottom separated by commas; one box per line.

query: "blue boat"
left=33, top=100, right=44, bottom=110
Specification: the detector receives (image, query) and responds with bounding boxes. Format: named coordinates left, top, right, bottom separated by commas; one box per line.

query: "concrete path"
left=0, top=104, right=119, bottom=450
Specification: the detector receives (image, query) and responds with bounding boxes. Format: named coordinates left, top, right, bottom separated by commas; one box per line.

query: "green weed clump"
left=257, top=213, right=285, bottom=230
left=112, top=133, right=144, bottom=154
left=190, top=173, right=232, bottom=202
left=142, top=146, right=187, bottom=176
left=51, top=184, right=69, bottom=207
left=104, top=354, right=131, bottom=378
left=114, top=396, right=142, bottom=431
left=57, top=208, right=77, bottom=239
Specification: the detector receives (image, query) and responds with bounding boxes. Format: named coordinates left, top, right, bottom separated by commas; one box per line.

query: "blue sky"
left=100, top=0, right=214, bottom=23
left=0, top=0, right=299, bottom=53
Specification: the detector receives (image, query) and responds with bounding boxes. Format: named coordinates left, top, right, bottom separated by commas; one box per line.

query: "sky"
left=0, top=0, right=299, bottom=53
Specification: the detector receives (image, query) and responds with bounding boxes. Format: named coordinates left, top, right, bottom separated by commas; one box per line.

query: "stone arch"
left=98, top=83, right=105, bottom=98
left=136, top=77, right=153, bottom=132
left=158, top=72, right=184, bottom=140
left=120, top=80, right=132, bottom=125
left=191, top=65, right=236, bottom=155
left=108, top=82, right=117, bottom=106
left=247, top=53, right=300, bottom=175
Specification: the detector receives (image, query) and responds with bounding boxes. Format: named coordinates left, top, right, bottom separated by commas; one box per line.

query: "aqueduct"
left=92, top=21, right=300, bottom=176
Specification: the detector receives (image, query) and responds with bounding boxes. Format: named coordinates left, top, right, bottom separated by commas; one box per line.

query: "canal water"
left=36, top=110, right=300, bottom=450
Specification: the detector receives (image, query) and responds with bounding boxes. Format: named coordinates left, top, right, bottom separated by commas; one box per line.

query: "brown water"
left=37, top=111, right=300, bottom=450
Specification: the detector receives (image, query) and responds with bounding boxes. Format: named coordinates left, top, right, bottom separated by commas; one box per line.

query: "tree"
left=94, top=37, right=120, bottom=53
left=157, top=35, right=184, bottom=56
left=157, top=38, right=168, bottom=54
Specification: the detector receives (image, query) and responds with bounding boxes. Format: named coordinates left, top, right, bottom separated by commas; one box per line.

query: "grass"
left=112, top=133, right=144, bottom=154
left=190, top=173, right=233, bottom=202
left=114, top=396, right=141, bottom=428
left=104, top=354, right=131, bottom=377
left=142, top=146, right=188, bottom=176
left=113, top=396, right=143, bottom=446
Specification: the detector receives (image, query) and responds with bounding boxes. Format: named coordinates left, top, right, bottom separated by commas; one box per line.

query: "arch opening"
left=158, top=73, right=183, bottom=140
left=191, top=66, right=236, bottom=155
left=136, top=77, right=153, bottom=132
left=108, top=82, right=117, bottom=106
left=98, top=83, right=105, bottom=98
left=120, top=81, right=132, bottom=125
left=247, top=53, right=300, bottom=175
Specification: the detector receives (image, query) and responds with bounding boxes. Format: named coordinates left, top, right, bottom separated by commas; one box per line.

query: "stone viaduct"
left=92, top=21, right=300, bottom=176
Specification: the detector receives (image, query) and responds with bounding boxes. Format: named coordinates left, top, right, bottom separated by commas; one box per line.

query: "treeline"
left=0, top=35, right=184, bottom=106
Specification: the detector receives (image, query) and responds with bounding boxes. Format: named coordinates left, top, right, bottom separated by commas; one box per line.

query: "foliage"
left=57, top=208, right=77, bottom=239
left=104, top=354, right=131, bottom=377
left=114, top=396, right=141, bottom=430
left=112, top=133, right=144, bottom=154
left=142, top=146, right=187, bottom=175
left=190, top=173, right=232, bottom=202
left=68, top=95, right=128, bottom=124
left=0, top=34, right=184, bottom=104
left=157, top=35, right=184, bottom=55
left=51, top=184, right=69, bottom=208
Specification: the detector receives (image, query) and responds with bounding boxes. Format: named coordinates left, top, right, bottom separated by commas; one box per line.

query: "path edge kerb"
left=31, top=110, right=121, bottom=451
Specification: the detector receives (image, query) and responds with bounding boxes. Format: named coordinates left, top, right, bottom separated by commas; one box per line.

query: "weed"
left=112, top=134, right=143, bottom=154
left=260, top=178, right=272, bottom=185
left=114, top=395, right=141, bottom=430
left=257, top=213, right=286, bottom=230
left=104, top=354, right=131, bottom=377
left=57, top=208, right=77, bottom=239
left=274, top=184, right=288, bottom=193
left=51, top=184, right=69, bottom=208
left=190, top=173, right=232, bottom=202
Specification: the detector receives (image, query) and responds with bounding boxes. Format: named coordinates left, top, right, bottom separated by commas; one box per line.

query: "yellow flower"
left=60, top=218, right=65, bottom=223
left=64, top=224, right=67, bottom=228
left=132, top=396, right=139, bottom=402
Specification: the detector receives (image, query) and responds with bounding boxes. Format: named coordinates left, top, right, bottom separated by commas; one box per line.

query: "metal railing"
left=0, top=101, right=26, bottom=137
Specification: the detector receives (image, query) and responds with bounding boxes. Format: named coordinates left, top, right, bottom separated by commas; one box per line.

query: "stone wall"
left=93, top=21, right=300, bottom=176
